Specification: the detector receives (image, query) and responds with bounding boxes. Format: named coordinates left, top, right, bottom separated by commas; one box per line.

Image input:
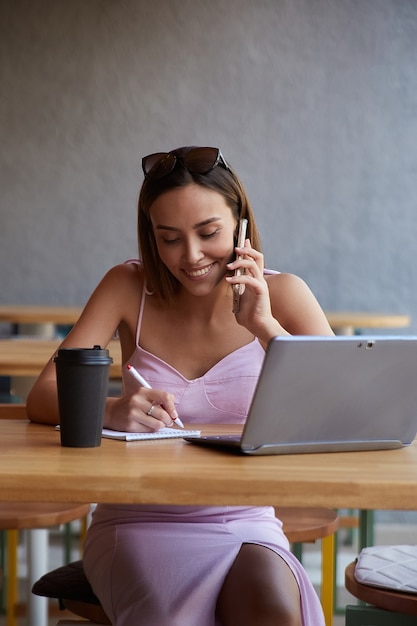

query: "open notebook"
left=102, top=428, right=200, bottom=441
left=56, top=425, right=200, bottom=441
left=184, top=335, right=417, bottom=455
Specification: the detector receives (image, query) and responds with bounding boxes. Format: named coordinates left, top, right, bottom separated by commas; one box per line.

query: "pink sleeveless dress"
left=83, top=264, right=325, bottom=626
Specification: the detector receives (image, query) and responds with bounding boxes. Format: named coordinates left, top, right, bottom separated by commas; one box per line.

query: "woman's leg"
left=216, top=543, right=303, bottom=626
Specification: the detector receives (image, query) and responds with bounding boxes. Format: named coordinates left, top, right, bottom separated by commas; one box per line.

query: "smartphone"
left=232, top=218, right=248, bottom=314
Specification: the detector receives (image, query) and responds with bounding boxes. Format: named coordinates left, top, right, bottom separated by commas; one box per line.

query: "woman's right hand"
left=226, top=240, right=286, bottom=345
left=105, top=388, right=178, bottom=433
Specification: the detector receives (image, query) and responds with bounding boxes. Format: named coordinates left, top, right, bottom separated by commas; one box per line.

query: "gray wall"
left=1, top=0, right=417, bottom=332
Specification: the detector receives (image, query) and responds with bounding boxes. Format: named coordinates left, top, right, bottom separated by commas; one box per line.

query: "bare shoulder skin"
left=267, top=272, right=334, bottom=337
left=26, top=263, right=143, bottom=424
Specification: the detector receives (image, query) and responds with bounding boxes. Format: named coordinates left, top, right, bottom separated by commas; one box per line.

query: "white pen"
left=126, top=364, right=184, bottom=429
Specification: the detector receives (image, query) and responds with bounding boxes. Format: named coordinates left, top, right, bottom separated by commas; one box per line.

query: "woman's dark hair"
left=137, top=146, right=262, bottom=301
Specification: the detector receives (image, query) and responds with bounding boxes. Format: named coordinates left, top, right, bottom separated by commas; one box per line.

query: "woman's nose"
left=183, top=239, right=204, bottom=264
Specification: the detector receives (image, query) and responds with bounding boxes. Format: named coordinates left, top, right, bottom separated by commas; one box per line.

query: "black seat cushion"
left=31, top=559, right=100, bottom=605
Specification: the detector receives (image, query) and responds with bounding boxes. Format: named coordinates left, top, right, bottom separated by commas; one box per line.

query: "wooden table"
left=0, top=305, right=83, bottom=340
left=0, top=419, right=416, bottom=509
left=1, top=418, right=415, bottom=626
left=0, top=306, right=82, bottom=326
left=325, top=312, right=411, bottom=335
left=0, top=338, right=122, bottom=379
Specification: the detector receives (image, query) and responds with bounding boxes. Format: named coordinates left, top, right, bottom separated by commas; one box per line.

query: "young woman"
left=27, top=146, right=333, bottom=626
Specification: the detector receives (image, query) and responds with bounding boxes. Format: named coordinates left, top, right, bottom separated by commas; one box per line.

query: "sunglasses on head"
left=142, top=147, right=230, bottom=180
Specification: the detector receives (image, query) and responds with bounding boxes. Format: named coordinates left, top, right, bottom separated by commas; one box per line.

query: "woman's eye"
left=162, top=237, right=180, bottom=245
left=201, top=229, right=219, bottom=239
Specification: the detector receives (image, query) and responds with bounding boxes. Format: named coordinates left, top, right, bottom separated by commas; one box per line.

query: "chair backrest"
left=0, top=403, right=27, bottom=419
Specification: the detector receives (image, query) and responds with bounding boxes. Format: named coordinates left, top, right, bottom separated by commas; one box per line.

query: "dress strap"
left=123, top=259, right=149, bottom=347
left=136, top=280, right=147, bottom=347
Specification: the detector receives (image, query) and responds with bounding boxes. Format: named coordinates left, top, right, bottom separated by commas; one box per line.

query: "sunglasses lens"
left=183, top=147, right=219, bottom=174
left=142, top=147, right=227, bottom=180
left=142, top=153, right=176, bottom=179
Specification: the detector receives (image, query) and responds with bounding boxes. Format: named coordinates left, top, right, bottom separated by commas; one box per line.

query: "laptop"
left=184, top=335, right=417, bottom=455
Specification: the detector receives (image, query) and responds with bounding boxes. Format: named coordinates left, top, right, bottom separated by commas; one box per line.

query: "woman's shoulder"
left=264, top=268, right=311, bottom=289
left=266, top=271, right=317, bottom=311
left=265, top=270, right=306, bottom=289
left=266, top=272, right=333, bottom=335
left=105, top=259, right=143, bottom=277
left=98, top=260, right=145, bottom=294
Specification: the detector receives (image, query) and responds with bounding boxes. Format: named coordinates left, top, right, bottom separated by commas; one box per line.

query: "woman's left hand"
left=226, top=240, right=287, bottom=345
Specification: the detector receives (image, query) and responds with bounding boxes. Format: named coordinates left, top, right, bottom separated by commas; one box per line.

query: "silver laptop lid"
left=240, top=336, right=417, bottom=455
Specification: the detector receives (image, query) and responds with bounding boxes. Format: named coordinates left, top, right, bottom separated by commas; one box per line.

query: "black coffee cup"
left=54, top=346, right=113, bottom=447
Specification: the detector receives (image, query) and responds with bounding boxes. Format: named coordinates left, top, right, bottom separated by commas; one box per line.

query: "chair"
left=0, top=403, right=91, bottom=626
left=345, top=559, right=417, bottom=625
left=32, top=559, right=110, bottom=625
left=34, top=507, right=338, bottom=626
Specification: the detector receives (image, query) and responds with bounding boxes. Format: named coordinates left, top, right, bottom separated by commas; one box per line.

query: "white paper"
left=101, top=428, right=201, bottom=441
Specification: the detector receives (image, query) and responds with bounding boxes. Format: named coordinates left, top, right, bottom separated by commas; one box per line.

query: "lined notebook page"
left=102, top=428, right=201, bottom=441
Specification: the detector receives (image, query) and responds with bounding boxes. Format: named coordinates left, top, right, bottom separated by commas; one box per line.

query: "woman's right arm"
left=26, top=265, right=133, bottom=425
left=26, top=264, right=179, bottom=432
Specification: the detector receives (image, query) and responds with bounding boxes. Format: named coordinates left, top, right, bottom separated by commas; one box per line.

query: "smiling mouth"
left=183, top=264, right=214, bottom=278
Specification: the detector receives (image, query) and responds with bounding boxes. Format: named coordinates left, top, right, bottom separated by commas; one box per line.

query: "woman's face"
left=149, top=184, right=237, bottom=296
